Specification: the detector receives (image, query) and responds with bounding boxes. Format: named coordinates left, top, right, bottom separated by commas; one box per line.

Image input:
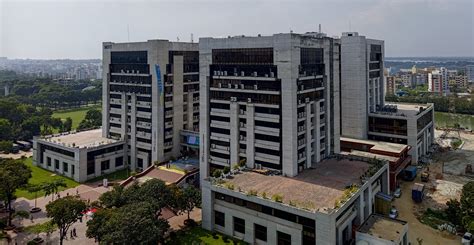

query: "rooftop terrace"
left=370, top=103, right=432, bottom=118
left=358, top=214, right=407, bottom=242
left=39, top=129, right=120, bottom=149
left=341, top=137, right=408, bottom=154
left=214, top=157, right=386, bottom=213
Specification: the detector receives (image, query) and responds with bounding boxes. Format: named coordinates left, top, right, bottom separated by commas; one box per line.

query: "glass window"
left=277, top=231, right=292, bottom=245
left=233, top=217, right=245, bottom=234
left=255, top=224, right=267, bottom=241
left=63, top=162, right=68, bottom=172
left=101, top=160, right=110, bottom=171
left=47, top=157, right=51, bottom=167
left=55, top=160, right=59, bottom=170
left=115, top=156, right=124, bottom=167
left=215, top=211, right=225, bottom=227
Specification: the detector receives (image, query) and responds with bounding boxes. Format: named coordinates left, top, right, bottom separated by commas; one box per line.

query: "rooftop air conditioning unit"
left=247, top=98, right=252, bottom=103
left=241, top=71, right=245, bottom=76
left=253, top=71, right=258, bottom=77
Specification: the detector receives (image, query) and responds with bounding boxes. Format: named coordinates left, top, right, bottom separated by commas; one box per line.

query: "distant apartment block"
left=428, top=67, right=449, bottom=96
left=102, top=40, right=200, bottom=171
left=385, top=76, right=396, bottom=95
left=467, top=65, right=474, bottom=84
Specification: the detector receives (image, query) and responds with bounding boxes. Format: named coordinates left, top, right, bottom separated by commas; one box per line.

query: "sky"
left=0, top=0, right=473, bottom=59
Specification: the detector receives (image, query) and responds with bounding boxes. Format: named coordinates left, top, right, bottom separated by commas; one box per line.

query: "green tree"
left=98, top=185, right=128, bottom=208
left=0, top=118, right=13, bottom=140
left=445, top=199, right=462, bottom=227
left=0, top=159, right=32, bottom=227
left=0, top=140, right=13, bottom=153
left=26, top=183, right=44, bottom=210
left=46, top=196, right=86, bottom=245
left=42, top=179, right=67, bottom=201
left=178, top=186, right=201, bottom=220
left=78, top=109, right=101, bottom=130
left=62, top=117, right=72, bottom=132
left=460, top=181, right=474, bottom=232
left=86, top=202, right=169, bottom=244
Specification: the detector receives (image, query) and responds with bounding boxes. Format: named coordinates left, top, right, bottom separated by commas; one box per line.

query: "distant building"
left=428, top=68, right=449, bottom=96
left=449, top=75, right=468, bottom=89
left=385, top=76, right=396, bottom=95
left=466, top=65, right=474, bottom=84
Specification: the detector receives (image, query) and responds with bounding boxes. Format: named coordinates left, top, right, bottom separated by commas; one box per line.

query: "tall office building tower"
left=340, top=32, right=434, bottom=163
left=102, top=40, right=199, bottom=171
left=340, top=32, right=384, bottom=139
left=199, top=32, right=340, bottom=179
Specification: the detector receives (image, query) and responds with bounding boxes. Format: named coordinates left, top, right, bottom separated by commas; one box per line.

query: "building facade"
left=466, top=65, right=474, bottom=84
left=385, top=76, right=396, bottom=95
left=102, top=40, right=199, bottom=171
left=340, top=32, right=384, bottom=140
left=199, top=33, right=341, bottom=179
left=33, top=129, right=126, bottom=182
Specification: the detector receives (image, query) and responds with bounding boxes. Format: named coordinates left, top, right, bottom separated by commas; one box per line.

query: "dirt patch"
left=0, top=150, right=33, bottom=159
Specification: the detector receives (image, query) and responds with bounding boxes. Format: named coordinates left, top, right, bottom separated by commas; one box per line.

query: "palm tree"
left=26, top=184, right=43, bottom=212
left=42, top=179, right=67, bottom=202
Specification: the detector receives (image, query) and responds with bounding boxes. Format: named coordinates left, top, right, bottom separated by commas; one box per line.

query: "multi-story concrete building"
left=356, top=214, right=408, bottom=245
left=339, top=32, right=434, bottom=163
left=102, top=40, right=200, bottom=171
left=385, top=76, right=396, bottom=95
left=33, top=129, right=126, bottom=182
left=340, top=32, right=384, bottom=140
left=199, top=33, right=340, bottom=179
left=449, top=75, right=468, bottom=89
left=466, top=65, right=474, bottom=84
left=198, top=32, right=390, bottom=244
left=428, top=67, right=449, bottom=96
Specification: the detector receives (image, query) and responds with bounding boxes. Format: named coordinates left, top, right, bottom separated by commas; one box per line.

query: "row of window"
left=45, top=157, right=75, bottom=176
left=214, top=211, right=292, bottom=245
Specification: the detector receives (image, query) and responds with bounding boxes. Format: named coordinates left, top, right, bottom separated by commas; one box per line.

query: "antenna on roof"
left=319, top=24, right=321, bottom=33
left=191, top=33, right=194, bottom=43
left=349, top=20, right=352, bottom=32
left=177, top=36, right=180, bottom=42
left=290, top=29, right=293, bottom=34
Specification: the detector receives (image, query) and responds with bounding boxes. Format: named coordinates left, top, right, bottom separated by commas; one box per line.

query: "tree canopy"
left=46, top=196, right=86, bottom=245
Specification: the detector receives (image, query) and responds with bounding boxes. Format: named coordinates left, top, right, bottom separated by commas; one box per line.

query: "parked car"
left=462, top=232, right=473, bottom=245
left=389, top=207, right=398, bottom=219
left=393, top=188, right=401, bottom=198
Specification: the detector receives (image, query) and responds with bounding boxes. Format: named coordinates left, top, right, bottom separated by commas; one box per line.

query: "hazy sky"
left=1, top=0, right=473, bottom=59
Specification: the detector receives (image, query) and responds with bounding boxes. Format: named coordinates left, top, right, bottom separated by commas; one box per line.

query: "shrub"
left=272, top=194, right=283, bottom=203
left=261, top=192, right=267, bottom=199
left=223, top=166, right=230, bottom=175
left=247, top=190, right=258, bottom=196
left=224, top=183, right=234, bottom=190
left=212, top=169, right=223, bottom=178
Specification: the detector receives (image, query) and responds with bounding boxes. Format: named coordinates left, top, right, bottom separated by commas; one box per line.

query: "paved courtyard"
left=4, top=183, right=202, bottom=244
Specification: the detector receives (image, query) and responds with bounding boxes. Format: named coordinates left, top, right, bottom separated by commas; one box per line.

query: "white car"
left=393, top=188, right=401, bottom=198
left=462, top=232, right=473, bottom=245
left=389, top=207, right=398, bottom=219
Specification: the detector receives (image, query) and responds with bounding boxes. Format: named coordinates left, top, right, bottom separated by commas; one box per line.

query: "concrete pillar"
left=229, top=102, right=239, bottom=167
left=305, top=103, right=312, bottom=168
left=187, top=92, right=194, bottom=131
left=172, top=56, right=184, bottom=157
left=315, top=102, right=321, bottom=163
left=77, top=149, right=87, bottom=182
left=130, top=94, right=137, bottom=170
left=246, top=104, right=255, bottom=169
left=120, top=92, right=128, bottom=138
left=201, top=184, right=214, bottom=230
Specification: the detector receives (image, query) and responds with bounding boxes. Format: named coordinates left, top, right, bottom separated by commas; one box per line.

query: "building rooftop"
left=370, top=103, right=432, bottom=118
left=341, top=137, right=408, bottom=154
left=40, top=129, right=120, bottom=149
left=358, top=214, right=407, bottom=242
left=216, top=157, right=384, bottom=213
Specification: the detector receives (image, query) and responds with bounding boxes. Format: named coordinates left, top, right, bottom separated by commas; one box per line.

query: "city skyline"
left=1, top=0, right=473, bottom=59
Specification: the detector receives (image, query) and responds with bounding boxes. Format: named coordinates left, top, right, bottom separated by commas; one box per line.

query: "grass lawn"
left=86, top=168, right=130, bottom=183
left=15, top=158, right=80, bottom=200
left=166, top=226, right=247, bottom=245
left=52, top=104, right=101, bottom=129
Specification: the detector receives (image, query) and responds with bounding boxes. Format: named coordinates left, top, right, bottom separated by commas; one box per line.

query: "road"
left=393, top=179, right=459, bottom=245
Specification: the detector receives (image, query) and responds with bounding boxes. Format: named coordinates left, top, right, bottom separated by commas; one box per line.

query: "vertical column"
left=201, top=184, right=214, bottom=230
left=130, top=94, right=137, bottom=170
left=120, top=92, right=128, bottom=138
left=229, top=102, right=239, bottom=168
left=172, top=56, right=184, bottom=157
left=305, top=103, right=312, bottom=168
left=77, top=149, right=88, bottom=182
left=187, top=92, right=194, bottom=131
left=315, top=102, right=321, bottom=163
left=246, top=104, right=255, bottom=169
